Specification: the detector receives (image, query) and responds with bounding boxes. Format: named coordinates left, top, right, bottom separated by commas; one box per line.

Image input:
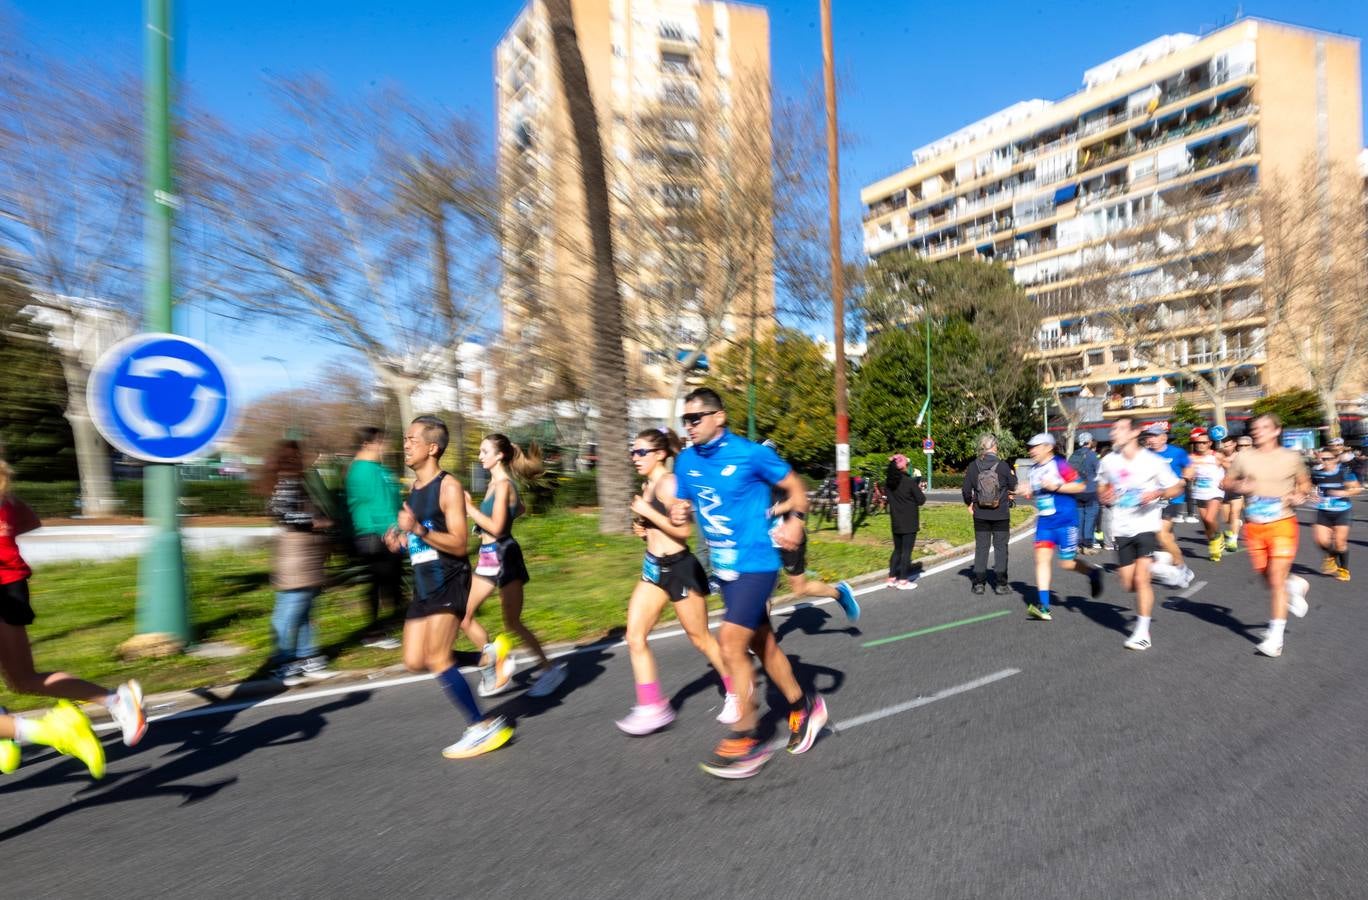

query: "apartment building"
left=495, top=0, right=773, bottom=418
left=861, top=19, right=1364, bottom=430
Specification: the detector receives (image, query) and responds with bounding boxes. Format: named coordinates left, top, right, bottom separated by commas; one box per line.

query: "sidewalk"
left=18, top=524, right=274, bottom=565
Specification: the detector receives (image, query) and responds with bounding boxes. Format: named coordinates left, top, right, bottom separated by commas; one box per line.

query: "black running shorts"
left=474, top=536, right=531, bottom=588
left=641, top=549, right=709, bottom=601
left=0, top=578, right=35, bottom=627
left=1115, top=533, right=1159, bottom=568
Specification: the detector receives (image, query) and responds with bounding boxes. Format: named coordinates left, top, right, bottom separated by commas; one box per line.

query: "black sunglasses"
left=681, top=410, right=720, bottom=427
left=630, top=448, right=656, bottom=458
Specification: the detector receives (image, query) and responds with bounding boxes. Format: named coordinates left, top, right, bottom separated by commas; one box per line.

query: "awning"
left=977, top=243, right=992, bottom=253
left=1055, top=385, right=1083, bottom=394
left=1053, top=184, right=1078, bottom=204
left=1187, top=124, right=1250, bottom=151
left=1108, top=376, right=1161, bottom=386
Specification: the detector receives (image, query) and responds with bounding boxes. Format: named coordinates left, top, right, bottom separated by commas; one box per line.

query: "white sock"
left=1133, top=615, right=1152, bottom=639
left=1266, top=619, right=1286, bottom=643
left=12, top=717, right=38, bottom=745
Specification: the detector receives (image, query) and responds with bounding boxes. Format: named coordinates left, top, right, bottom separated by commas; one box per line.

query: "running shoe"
left=1337, top=567, right=1351, bottom=583
left=786, top=695, right=828, bottom=755
left=834, top=582, right=860, bottom=622
left=1224, top=533, right=1238, bottom=553
left=1088, top=566, right=1104, bottom=599
left=42, top=701, right=105, bottom=779
left=300, top=656, right=337, bottom=681
left=1209, top=538, right=1223, bottom=563
left=971, top=582, right=986, bottom=595
left=526, top=662, right=567, bottom=698
left=1286, top=576, right=1310, bottom=619
left=0, top=739, right=18, bottom=775
left=616, top=702, right=675, bottom=736
left=272, top=661, right=308, bottom=687
left=1322, top=555, right=1339, bottom=575
left=442, top=716, right=515, bottom=759
left=1123, top=632, right=1152, bottom=651
left=886, top=577, right=898, bottom=588
left=1180, top=566, right=1196, bottom=589
left=895, top=580, right=918, bottom=591
left=1026, top=603, right=1052, bottom=621
left=716, top=692, right=741, bottom=725
left=109, top=679, right=147, bottom=747
left=700, top=734, right=774, bottom=779
left=1255, top=636, right=1284, bottom=658
left=993, top=583, right=1013, bottom=596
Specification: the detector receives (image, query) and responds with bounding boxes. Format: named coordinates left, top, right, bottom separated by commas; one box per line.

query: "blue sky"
left=7, top=0, right=1366, bottom=400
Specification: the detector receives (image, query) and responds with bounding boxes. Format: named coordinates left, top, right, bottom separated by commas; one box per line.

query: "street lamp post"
left=821, top=0, right=852, bottom=536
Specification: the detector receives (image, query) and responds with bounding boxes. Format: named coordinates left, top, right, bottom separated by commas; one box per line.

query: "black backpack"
left=975, top=460, right=1004, bottom=509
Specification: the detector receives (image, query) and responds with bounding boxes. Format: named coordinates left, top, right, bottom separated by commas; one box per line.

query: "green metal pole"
left=925, top=312, right=933, bottom=491
left=135, top=0, right=189, bottom=645
left=747, top=301, right=758, bottom=441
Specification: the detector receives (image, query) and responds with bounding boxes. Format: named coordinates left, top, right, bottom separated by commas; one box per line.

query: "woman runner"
left=617, top=428, right=733, bottom=735
left=462, top=434, right=566, bottom=698
left=1311, top=447, right=1360, bottom=582
left=1186, top=428, right=1229, bottom=562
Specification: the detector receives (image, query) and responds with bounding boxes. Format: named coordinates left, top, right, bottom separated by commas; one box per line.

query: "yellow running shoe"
left=1322, top=555, right=1339, bottom=575
left=1209, top=538, right=1223, bottom=562
left=1337, top=567, right=1351, bottom=583
left=441, top=716, right=514, bottom=759
left=42, top=701, right=105, bottom=780
left=0, top=738, right=19, bottom=775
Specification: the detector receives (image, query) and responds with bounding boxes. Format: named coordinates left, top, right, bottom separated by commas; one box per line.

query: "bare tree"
left=194, top=79, right=495, bottom=429
left=1261, top=162, right=1368, bottom=438
left=544, top=0, right=634, bottom=533
left=0, top=43, right=143, bottom=514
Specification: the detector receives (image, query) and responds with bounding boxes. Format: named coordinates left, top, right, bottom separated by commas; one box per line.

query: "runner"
left=385, top=416, right=513, bottom=759
left=1222, top=413, right=1312, bottom=659
left=763, top=441, right=860, bottom=615
left=0, top=460, right=145, bottom=775
left=1096, top=418, right=1184, bottom=651
left=1016, top=434, right=1104, bottom=621
left=1186, top=428, right=1229, bottom=562
left=1143, top=422, right=1195, bottom=586
left=617, top=427, right=732, bottom=735
left=670, top=388, right=828, bottom=779
left=1214, top=429, right=1241, bottom=552
left=1226, top=434, right=1255, bottom=551
left=462, top=434, right=567, bottom=698
left=1310, top=446, right=1359, bottom=582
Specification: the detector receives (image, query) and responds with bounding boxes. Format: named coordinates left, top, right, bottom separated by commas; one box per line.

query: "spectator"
left=1069, top=431, right=1102, bottom=553
left=346, top=426, right=403, bottom=649
left=962, top=433, right=1017, bottom=594
left=885, top=454, right=926, bottom=590
left=258, top=440, right=333, bottom=683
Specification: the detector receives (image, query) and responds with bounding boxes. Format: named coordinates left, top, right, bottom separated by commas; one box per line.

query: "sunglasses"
left=630, top=448, right=656, bottom=458
left=1193, top=440, right=1210, bottom=446
left=681, top=410, right=720, bottom=427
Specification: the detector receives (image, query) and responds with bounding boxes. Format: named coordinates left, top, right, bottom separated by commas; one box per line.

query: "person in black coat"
left=886, top=454, right=926, bottom=589
left=962, top=433, right=1018, bottom=594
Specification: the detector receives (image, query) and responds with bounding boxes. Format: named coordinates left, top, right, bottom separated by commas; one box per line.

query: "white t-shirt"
left=1097, top=448, right=1180, bottom=537
left=1189, top=454, right=1226, bottom=501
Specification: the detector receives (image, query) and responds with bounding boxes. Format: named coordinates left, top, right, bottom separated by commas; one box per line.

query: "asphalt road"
left=5, top=503, right=1368, bottom=899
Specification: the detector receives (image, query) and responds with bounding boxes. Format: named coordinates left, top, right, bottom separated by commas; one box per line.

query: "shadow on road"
left=1058, top=593, right=1132, bottom=636
left=0, top=691, right=370, bottom=843
left=1166, top=598, right=1258, bottom=643
left=484, top=637, right=614, bottom=725
left=774, top=604, right=859, bottom=641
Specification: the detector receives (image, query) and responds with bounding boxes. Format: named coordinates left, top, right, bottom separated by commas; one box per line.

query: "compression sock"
left=1037, top=587, right=1052, bottom=611
left=635, top=680, right=664, bottom=708
left=436, top=666, right=482, bottom=724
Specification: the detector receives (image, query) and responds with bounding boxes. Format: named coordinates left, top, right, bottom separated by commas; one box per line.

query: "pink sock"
left=722, top=675, right=734, bottom=694
left=636, top=681, right=664, bottom=707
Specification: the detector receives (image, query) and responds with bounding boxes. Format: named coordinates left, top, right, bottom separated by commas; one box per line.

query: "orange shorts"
left=1244, top=517, right=1298, bottom=572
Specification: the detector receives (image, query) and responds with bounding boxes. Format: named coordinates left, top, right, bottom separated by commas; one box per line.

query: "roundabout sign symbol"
left=89, top=333, right=237, bottom=463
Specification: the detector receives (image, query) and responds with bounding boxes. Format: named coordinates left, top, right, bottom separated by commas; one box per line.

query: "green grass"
left=1, top=504, right=1031, bottom=710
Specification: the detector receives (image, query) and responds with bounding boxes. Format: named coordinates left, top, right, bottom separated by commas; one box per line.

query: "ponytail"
left=486, top=433, right=546, bottom=483
left=636, top=427, right=683, bottom=460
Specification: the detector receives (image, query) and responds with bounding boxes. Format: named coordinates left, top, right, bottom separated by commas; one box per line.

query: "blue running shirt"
left=674, top=430, right=792, bottom=577
left=1156, top=445, right=1190, bottom=505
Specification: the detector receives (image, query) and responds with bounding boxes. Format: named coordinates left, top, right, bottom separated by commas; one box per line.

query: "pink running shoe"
left=615, top=702, right=675, bottom=736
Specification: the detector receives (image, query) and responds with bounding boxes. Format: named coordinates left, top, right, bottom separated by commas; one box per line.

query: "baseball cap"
left=1078, top=431, right=1094, bottom=444
left=1028, top=433, right=1056, bottom=448
left=1189, top=427, right=1209, bottom=442
left=1141, top=421, right=1167, bottom=436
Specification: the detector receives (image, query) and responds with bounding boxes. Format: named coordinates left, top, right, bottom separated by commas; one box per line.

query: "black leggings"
left=889, top=532, right=917, bottom=580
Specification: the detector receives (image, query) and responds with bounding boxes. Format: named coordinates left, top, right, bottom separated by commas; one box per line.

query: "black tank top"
left=406, top=471, right=470, bottom=601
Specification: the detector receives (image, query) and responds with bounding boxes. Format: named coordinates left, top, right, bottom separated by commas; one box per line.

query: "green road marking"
left=861, top=609, right=1013, bottom=648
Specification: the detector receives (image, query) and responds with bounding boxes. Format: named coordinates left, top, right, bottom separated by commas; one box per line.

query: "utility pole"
left=925, top=311, right=933, bottom=490
left=821, top=0, right=851, bottom=536
left=134, top=0, right=189, bottom=646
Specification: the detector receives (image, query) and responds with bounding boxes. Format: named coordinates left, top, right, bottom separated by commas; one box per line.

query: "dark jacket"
left=885, top=460, right=926, bottom=535
left=961, top=453, right=1017, bottom=522
left=1067, top=445, right=1100, bottom=500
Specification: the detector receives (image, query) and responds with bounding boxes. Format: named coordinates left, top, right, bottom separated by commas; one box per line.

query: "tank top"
left=406, top=471, right=469, bottom=601
left=1189, top=455, right=1226, bottom=500
left=1311, top=465, right=1356, bottom=512
left=478, top=481, right=524, bottom=539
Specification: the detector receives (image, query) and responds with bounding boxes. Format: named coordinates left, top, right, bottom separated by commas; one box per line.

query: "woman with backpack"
left=885, top=454, right=926, bottom=590
left=961, top=433, right=1018, bottom=594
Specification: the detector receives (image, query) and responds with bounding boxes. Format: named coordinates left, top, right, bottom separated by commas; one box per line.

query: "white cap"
left=1028, top=433, right=1055, bottom=448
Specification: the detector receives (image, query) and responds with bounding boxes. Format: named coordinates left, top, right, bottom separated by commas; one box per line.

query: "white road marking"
left=1180, top=579, right=1208, bottom=599
left=832, top=668, right=1021, bottom=732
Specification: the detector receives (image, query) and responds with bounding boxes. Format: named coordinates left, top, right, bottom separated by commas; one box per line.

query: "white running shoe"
left=109, top=680, right=147, bottom=747
left=1124, top=632, right=1152, bottom=651
left=716, top=692, right=742, bottom=724
left=1256, top=636, right=1284, bottom=658
left=442, top=716, right=514, bottom=759
left=1181, top=566, right=1196, bottom=589
left=1152, top=551, right=1173, bottom=567
left=1286, top=576, right=1309, bottom=618
left=615, top=702, right=675, bottom=736
left=526, top=662, right=567, bottom=698
left=895, top=580, right=919, bottom=591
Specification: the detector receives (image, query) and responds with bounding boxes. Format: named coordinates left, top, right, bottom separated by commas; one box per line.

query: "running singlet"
left=0, top=498, right=34, bottom=584
left=406, top=472, right=470, bottom=600
left=1227, top=448, right=1305, bottom=524
left=1155, top=444, right=1190, bottom=505
left=1311, top=465, right=1357, bottom=513
left=674, top=429, right=791, bottom=578
left=476, top=482, right=524, bottom=576
left=1097, top=449, right=1180, bottom=538
left=1028, top=457, right=1081, bottom=519
left=1189, top=455, right=1226, bottom=501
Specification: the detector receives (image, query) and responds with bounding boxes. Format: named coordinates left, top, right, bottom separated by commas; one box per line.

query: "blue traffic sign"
left=923, top=438, right=935, bottom=452
left=88, top=333, right=237, bottom=463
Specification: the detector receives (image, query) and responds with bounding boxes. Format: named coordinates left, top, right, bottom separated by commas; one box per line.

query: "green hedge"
left=552, top=471, right=599, bottom=508
left=15, top=479, right=263, bottom=519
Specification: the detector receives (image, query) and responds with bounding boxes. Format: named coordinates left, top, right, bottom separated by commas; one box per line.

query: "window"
left=661, top=52, right=693, bottom=75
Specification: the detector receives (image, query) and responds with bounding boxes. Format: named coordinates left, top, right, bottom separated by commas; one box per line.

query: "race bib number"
left=475, top=542, right=501, bottom=577
left=1035, top=493, right=1056, bottom=516
left=408, top=531, right=438, bottom=566
left=710, top=546, right=739, bottom=579
left=1246, top=495, right=1283, bottom=524
left=769, top=516, right=783, bottom=548
left=1195, top=475, right=1215, bottom=491
left=641, top=554, right=661, bottom=583
left=1116, top=488, right=1142, bottom=509
left=1318, top=492, right=1350, bottom=512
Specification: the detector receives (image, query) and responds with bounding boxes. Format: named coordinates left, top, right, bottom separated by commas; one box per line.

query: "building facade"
left=861, top=19, right=1365, bottom=431
left=495, top=0, right=773, bottom=415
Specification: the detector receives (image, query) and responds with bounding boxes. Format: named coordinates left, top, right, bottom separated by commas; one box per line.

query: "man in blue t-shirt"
left=671, top=387, right=828, bottom=779
left=1143, top=422, right=1194, bottom=584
